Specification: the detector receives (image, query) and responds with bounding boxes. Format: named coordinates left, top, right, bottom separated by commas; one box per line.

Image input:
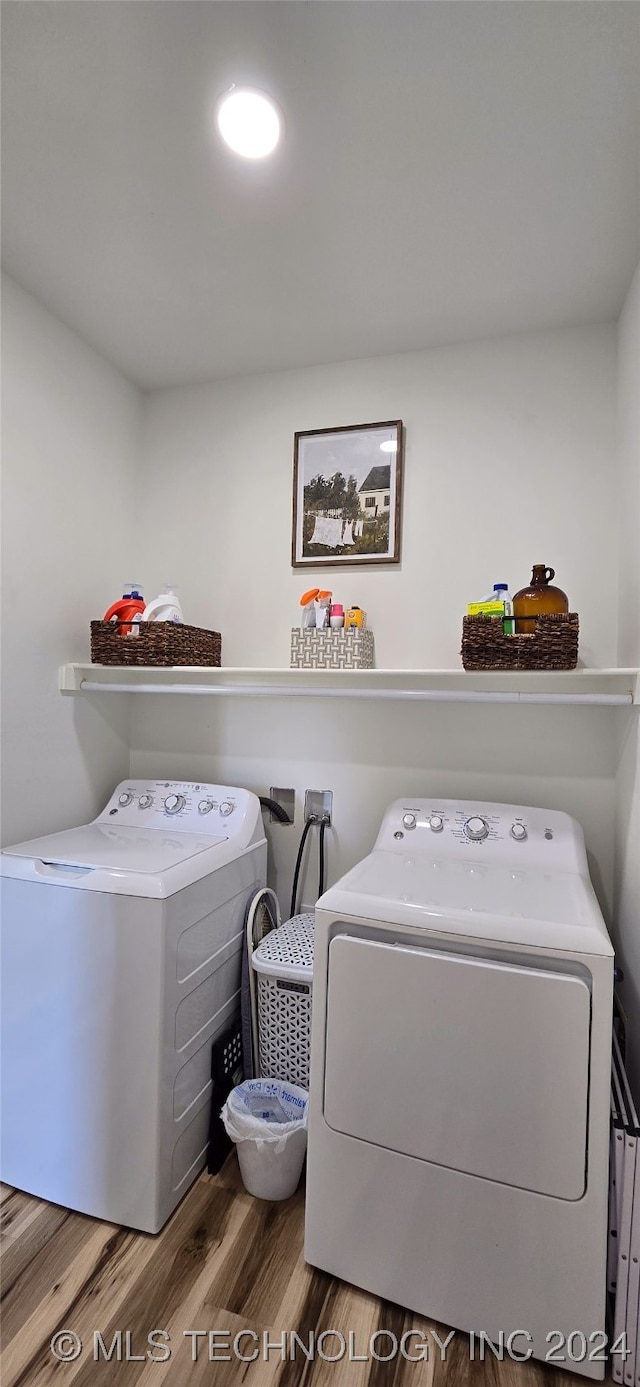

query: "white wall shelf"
left=59, top=664, right=640, bottom=706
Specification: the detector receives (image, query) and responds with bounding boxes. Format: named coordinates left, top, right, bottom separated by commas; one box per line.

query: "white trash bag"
left=221, top=1078, right=309, bottom=1201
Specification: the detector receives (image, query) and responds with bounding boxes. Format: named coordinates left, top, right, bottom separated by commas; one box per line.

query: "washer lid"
left=318, top=849, right=613, bottom=955
left=2, top=823, right=226, bottom=874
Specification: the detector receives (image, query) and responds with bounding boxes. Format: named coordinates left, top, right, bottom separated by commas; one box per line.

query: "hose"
left=290, top=816, right=316, bottom=918
left=318, top=817, right=327, bottom=898
left=259, top=796, right=292, bottom=825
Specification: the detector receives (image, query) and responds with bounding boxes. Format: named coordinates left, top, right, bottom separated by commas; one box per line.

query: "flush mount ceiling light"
left=380, top=440, right=398, bottom=453
left=215, top=87, right=281, bottom=159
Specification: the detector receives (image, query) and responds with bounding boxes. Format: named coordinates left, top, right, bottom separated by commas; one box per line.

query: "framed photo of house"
left=292, top=420, right=404, bottom=568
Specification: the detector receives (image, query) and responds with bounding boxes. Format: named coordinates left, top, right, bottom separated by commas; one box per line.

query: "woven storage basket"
left=290, top=627, right=374, bottom=669
left=461, top=613, right=579, bottom=671
left=90, top=621, right=222, bottom=667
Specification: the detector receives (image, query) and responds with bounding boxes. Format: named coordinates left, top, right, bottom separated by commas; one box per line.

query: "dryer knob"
left=402, top=813, right=417, bottom=830
left=118, top=792, right=133, bottom=807
left=219, top=801, right=234, bottom=817
left=164, top=794, right=185, bottom=815
left=429, top=815, right=444, bottom=832
left=511, top=822, right=527, bottom=841
left=464, top=816, right=488, bottom=841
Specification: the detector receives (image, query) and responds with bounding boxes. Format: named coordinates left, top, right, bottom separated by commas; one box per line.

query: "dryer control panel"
left=97, top=780, right=256, bottom=838
left=375, top=798, right=588, bottom=875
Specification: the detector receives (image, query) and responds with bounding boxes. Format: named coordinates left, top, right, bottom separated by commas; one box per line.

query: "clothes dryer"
left=305, top=799, right=613, bottom=1378
left=0, top=780, right=266, bottom=1231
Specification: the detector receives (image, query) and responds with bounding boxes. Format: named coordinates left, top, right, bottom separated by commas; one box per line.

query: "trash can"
left=220, top=1078, right=308, bottom=1200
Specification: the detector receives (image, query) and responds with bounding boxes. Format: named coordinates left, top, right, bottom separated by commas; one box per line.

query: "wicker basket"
left=461, top=613, right=579, bottom=671
left=90, top=621, right=222, bottom=667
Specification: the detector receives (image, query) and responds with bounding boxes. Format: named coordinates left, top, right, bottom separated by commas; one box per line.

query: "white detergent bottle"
left=481, top=582, right=514, bottom=635
left=140, top=584, right=184, bottom=624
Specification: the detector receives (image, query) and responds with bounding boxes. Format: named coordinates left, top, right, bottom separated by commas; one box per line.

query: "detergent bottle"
left=103, top=584, right=145, bottom=636
left=140, top=585, right=184, bottom=624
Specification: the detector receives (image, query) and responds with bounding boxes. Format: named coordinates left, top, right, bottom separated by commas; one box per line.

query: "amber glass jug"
left=513, top=565, right=569, bottom=634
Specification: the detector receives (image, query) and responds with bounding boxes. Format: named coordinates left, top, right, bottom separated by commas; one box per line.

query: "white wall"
left=614, top=263, right=640, bottom=1095
left=135, top=325, right=617, bottom=670
left=617, top=265, right=640, bottom=672
left=1, top=274, right=141, bottom=845
left=131, top=324, right=620, bottom=916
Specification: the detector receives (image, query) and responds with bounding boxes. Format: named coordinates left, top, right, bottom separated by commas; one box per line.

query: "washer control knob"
left=402, top=813, right=417, bottom=830
left=164, top=793, right=185, bottom=815
left=465, top=816, right=488, bottom=841
left=198, top=799, right=214, bottom=815
left=511, top=822, right=527, bottom=841
left=118, top=792, right=133, bottom=807
left=138, top=794, right=153, bottom=809
left=219, top=801, right=234, bottom=817
left=429, top=815, right=444, bottom=833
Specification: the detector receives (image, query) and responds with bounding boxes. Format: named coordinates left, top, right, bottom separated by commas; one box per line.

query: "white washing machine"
left=305, top=799, right=614, bottom=1379
left=0, top=779, right=266, bottom=1232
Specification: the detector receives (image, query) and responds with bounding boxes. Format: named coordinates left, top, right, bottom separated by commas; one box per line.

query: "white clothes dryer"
left=0, top=779, right=266, bottom=1232
left=305, top=799, right=614, bottom=1379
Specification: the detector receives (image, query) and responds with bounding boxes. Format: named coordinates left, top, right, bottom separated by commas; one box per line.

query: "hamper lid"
left=251, top=912, right=314, bottom=982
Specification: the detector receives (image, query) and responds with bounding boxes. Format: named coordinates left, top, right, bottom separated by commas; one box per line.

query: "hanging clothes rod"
left=78, top=679, right=632, bottom=705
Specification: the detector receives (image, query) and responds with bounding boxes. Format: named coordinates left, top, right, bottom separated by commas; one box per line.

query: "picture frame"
left=292, top=420, right=404, bottom=568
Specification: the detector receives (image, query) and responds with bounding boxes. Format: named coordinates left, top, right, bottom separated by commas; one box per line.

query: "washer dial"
left=511, top=822, right=528, bottom=841
left=220, top=801, right=234, bottom=817
left=138, top=794, right=153, bottom=809
left=164, top=793, right=185, bottom=815
left=402, top=813, right=417, bottom=830
left=198, top=800, right=215, bottom=815
left=464, top=816, right=488, bottom=841
left=118, top=792, right=133, bottom=807
left=429, top=815, right=444, bottom=832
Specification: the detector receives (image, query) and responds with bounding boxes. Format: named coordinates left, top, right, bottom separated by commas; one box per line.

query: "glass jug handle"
left=545, top=567, right=555, bottom=583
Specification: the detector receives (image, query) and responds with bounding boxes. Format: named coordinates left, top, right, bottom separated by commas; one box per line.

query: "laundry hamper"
left=251, top=913, right=314, bottom=1089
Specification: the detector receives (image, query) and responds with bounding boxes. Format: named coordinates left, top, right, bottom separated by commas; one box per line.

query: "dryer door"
left=323, top=935, right=591, bottom=1199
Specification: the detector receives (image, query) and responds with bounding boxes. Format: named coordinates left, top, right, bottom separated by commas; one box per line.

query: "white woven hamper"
left=251, top=913, right=314, bottom=1089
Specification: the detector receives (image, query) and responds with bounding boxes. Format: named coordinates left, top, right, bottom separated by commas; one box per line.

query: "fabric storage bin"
left=461, top=613, right=579, bottom=671
left=91, top=621, right=222, bottom=666
left=290, top=627, right=375, bottom=669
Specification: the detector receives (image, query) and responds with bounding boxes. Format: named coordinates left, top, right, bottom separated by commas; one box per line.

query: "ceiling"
left=2, top=1, right=639, bottom=391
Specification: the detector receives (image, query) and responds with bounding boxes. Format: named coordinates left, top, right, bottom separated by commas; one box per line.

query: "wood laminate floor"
left=0, top=1162, right=583, bottom=1387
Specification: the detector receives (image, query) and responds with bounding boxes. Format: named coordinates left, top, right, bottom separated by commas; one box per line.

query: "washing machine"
left=0, top=779, right=266, bottom=1232
left=305, top=798, right=614, bottom=1379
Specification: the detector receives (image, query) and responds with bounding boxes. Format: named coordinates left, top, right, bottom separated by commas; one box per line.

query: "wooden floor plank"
left=0, top=1220, right=124, bottom=1383
left=1, top=1203, right=71, bottom=1296
left=0, top=1188, right=46, bottom=1242
left=206, top=1186, right=306, bottom=1324
left=0, top=1184, right=21, bottom=1206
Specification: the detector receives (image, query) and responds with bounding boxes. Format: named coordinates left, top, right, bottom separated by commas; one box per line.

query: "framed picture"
left=292, top=420, right=404, bottom=568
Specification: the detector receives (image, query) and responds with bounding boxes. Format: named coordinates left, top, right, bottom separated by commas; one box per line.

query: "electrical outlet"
left=304, top=789, right=332, bottom=825
left=269, top=787, right=295, bottom=824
